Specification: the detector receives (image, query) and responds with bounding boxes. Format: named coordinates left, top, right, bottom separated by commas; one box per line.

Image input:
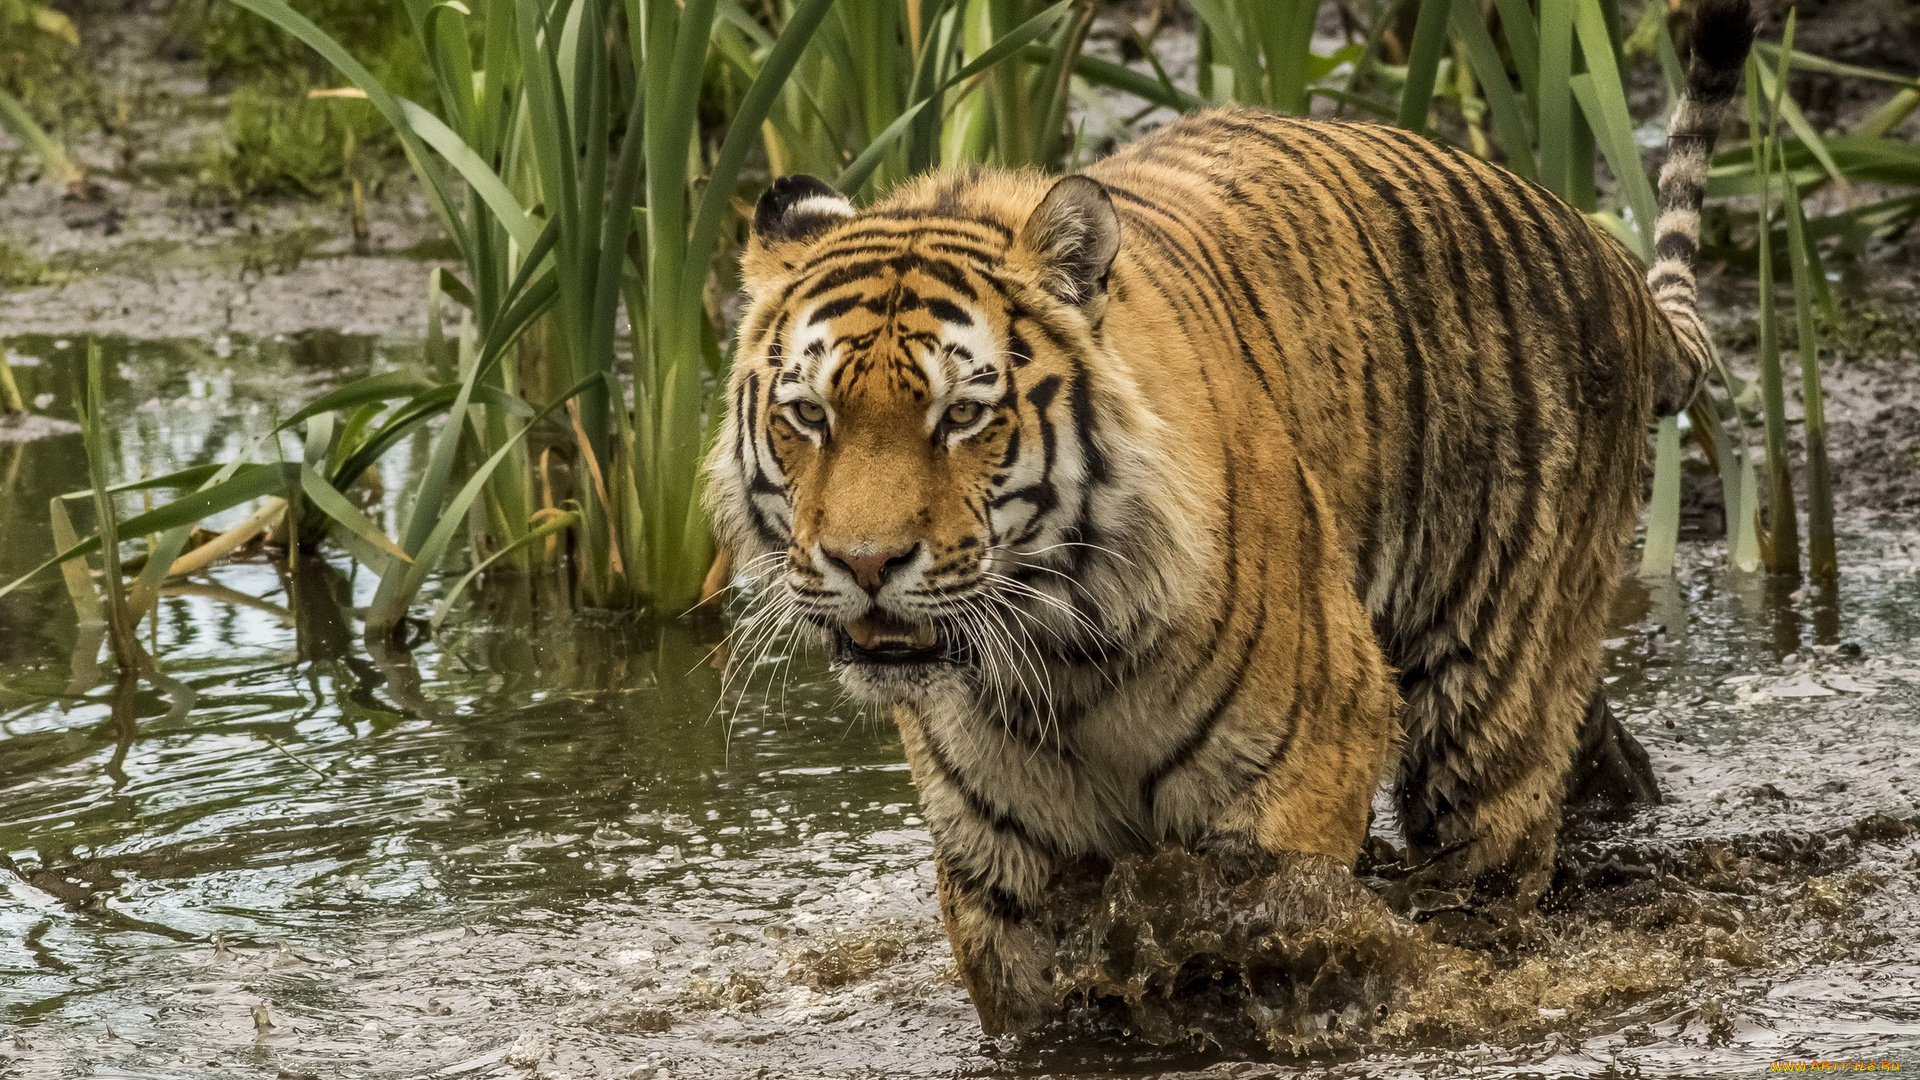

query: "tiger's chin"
left=829, top=610, right=976, bottom=704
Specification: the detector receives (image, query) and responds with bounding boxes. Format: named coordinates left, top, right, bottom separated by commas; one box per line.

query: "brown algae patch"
left=670, top=922, right=922, bottom=1015
left=680, top=970, right=771, bottom=1011
left=785, top=923, right=911, bottom=990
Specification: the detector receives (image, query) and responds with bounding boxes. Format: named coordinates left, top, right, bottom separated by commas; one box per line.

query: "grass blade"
left=48, top=498, right=104, bottom=625
left=277, top=371, right=437, bottom=438
left=429, top=510, right=580, bottom=631
left=1490, top=0, right=1541, bottom=99
left=401, top=99, right=543, bottom=252
left=1748, top=52, right=1800, bottom=578
left=0, top=85, right=84, bottom=190
left=376, top=374, right=604, bottom=635
left=836, top=0, right=1076, bottom=194
left=1185, top=0, right=1262, bottom=103
left=1752, top=42, right=1920, bottom=91
left=1395, top=0, right=1454, bottom=133
left=1571, top=0, right=1658, bottom=254
left=1782, top=130, right=1836, bottom=582
left=300, top=464, right=411, bottom=564
left=1569, top=73, right=1657, bottom=257
left=1033, top=0, right=1097, bottom=165
left=48, top=498, right=104, bottom=692
left=1265, top=0, right=1325, bottom=114
left=1451, top=0, right=1537, bottom=180
left=77, top=341, right=142, bottom=675
left=1536, top=0, right=1575, bottom=198
left=1640, top=415, right=1682, bottom=576
left=684, top=0, right=839, bottom=315
left=1053, top=50, right=1203, bottom=112
left=1690, top=389, right=1763, bottom=573
left=1750, top=55, right=1855, bottom=205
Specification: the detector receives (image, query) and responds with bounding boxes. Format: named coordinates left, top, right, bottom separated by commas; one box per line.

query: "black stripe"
left=799, top=258, right=899, bottom=301
left=858, top=208, right=1015, bottom=240
left=940, top=856, right=1027, bottom=922
left=808, top=295, right=861, bottom=325
left=796, top=252, right=983, bottom=305
left=925, top=239, right=1007, bottom=264
left=993, top=375, right=1063, bottom=540
left=1119, top=159, right=1311, bottom=438
left=1006, top=330, right=1035, bottom=367
left=918, top=722, right=1064, bottom=860
left=915, top=256, right=980, bottom=300
left=1656, top=231, right=1697, bottom=261
left=1292, top=460, right=1332, bottom=733
left=1105, top=187, right=1282, bottom=407
left=1647, top=266, right=1692, bottom=291
left=1139, top=563, right=1269, bottom=813
left=925, top=297, right=973, bottom=326
left=1066, top=360, right=1108, bottom=485
left=1233, top=121, right=1432, bottom=606
left=1360, top=127, right=1543, bottom=635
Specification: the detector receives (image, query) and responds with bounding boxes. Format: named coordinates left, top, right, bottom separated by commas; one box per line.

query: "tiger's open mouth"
left=836, top=610, right=948, bottom=666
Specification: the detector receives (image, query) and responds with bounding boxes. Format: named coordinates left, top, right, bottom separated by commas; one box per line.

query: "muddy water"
left=1, top=335, right=1918, bottom=1078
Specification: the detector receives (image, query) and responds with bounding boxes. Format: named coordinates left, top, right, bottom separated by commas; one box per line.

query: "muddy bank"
left=0, top=249, right=445, bottom=339
left=1, top=7, right=443, bottom=340
left=1692, top=273, right=1920, bottom=522
left=1041, top=816, right=1917, bottom=1061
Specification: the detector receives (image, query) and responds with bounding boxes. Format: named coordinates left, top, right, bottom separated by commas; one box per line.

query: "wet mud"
left=1047, top=850, right=1446, bottom=1054
left=0, top=9, right=444, bottom=342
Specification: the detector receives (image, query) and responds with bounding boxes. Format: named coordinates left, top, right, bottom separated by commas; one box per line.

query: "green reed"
left=1730, top=15, right=1837, bottom=583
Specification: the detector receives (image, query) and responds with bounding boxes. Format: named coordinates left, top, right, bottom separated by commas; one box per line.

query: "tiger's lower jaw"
left=829, top=621, right=979, bottom=703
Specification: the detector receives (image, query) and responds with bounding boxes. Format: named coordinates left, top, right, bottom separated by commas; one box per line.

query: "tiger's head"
left=706, top=172, right=1200, bottom=708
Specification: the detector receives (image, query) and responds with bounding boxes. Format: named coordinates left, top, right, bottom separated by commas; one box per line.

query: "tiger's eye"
left=944, top=401, right=984, bottom=428
left=793, top=400, right=827, bottom=427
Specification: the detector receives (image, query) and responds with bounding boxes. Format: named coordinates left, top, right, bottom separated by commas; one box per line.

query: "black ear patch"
left=753, top=175, right=854, bottom=245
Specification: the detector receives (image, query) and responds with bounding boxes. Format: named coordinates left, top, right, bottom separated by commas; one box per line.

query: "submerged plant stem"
left=1783, top=140, right=1837, bottom=582
left=1749, top=54, right=1801, bottom=579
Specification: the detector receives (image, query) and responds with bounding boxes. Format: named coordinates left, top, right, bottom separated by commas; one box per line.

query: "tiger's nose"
left=821, top=543, right=920, bottom=594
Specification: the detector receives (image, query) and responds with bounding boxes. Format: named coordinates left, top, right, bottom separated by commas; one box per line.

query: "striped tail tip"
left=1648, top=0, right=1756, bottom=416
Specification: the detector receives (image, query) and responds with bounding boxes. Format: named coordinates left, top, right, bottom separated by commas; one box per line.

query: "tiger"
left=705, top=0, right=1754, bottom=1035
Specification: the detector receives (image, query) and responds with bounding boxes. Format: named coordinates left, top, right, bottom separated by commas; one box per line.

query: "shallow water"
left=1, top=335, right=1918, bottom=1078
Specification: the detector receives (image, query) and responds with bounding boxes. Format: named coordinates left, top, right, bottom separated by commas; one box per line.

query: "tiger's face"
left=707, top=174, right=1160, bottom=705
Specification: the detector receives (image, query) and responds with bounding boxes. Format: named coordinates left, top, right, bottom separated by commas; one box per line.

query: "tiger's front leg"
left=892, top=703, right=1063, bottom=1034
left=1185, top=540, right=1403, bottom=886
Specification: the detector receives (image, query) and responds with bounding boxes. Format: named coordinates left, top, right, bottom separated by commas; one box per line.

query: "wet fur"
left=707, top=0, right=1751, bottom=1034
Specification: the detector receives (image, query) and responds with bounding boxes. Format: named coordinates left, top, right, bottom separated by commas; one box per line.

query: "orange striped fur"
left=706, top=1, right=1750, bottom=1033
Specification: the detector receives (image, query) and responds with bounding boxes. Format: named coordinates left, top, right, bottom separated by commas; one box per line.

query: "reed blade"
left=1639, top=415, right=1682, bottom=577
left=1396, top=0, right=1455, bottom=133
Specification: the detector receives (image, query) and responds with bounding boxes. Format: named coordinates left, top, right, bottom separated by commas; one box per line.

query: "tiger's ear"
left=1013, top=175, right=1119, bottom=309
left=743, top=175, right=854, bottom=287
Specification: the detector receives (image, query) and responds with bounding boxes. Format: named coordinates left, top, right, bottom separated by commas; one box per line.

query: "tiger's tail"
left=1648, top=0, right=1756, bottom=416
